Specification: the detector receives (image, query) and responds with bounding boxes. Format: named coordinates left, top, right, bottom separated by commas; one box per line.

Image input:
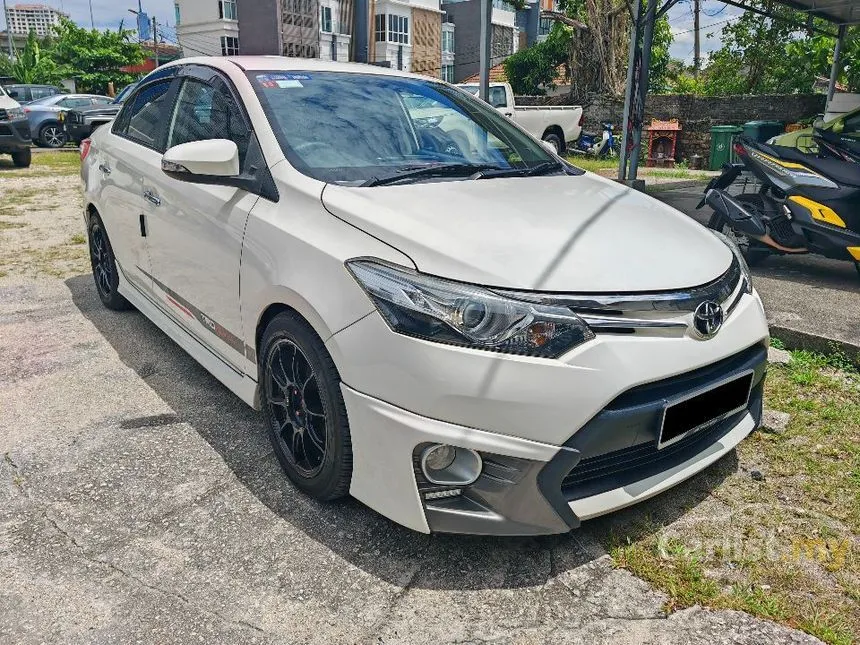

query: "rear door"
left=95, top=76, right=178, bottom=297
left=144, top=66, right=259, bottom=371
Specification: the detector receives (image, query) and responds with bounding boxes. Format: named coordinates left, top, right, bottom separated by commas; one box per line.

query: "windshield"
left=249, top=71, right=554, bottom=185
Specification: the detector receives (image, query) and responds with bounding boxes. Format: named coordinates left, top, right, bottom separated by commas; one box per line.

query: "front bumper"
left=64, top=120, right=92, bottom=142
left=0, top=118, right=31, bottom=151
left=333, top=290, right=769, bottom=535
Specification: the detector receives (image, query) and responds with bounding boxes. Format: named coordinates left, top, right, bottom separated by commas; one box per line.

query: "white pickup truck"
left=457, top=82, right=583, bottom=154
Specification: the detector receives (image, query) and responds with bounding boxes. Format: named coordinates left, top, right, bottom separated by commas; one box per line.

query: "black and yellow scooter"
left=698, top=131, right=860, bottom=275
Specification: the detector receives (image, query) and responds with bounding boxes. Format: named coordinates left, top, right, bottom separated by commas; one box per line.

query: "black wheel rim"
left=89, top=225, right=112, bottom=298
left=265, top=339, right=328, bottom=478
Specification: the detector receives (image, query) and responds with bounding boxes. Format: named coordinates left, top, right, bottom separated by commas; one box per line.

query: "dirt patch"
left=0, top=171, right=88, bottom=279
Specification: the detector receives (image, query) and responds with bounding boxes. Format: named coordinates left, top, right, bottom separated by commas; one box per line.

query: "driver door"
left=145, top=67, right=260, bottom=373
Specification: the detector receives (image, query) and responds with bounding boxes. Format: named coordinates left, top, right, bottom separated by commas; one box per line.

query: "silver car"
left=24, top=94, right=112, bottom=148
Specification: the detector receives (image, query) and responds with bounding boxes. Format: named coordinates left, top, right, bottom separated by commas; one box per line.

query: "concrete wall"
left=515, top=93, right=827, bottom=160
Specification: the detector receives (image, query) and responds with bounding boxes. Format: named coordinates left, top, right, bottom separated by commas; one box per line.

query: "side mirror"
left=813, top=117, right=825, bottom=129
left=162, top=139, right=240, bottom=180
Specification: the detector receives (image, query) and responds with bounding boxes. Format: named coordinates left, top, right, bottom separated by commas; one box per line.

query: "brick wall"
left=412, top=8, right=441, bottom=78
left=515, top=93, right=826, bottom=161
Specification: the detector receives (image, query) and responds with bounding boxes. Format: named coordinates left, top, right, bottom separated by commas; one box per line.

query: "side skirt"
left=116, top=268, right=260, bottom=410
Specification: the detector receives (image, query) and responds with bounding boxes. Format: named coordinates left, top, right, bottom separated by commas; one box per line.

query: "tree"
left=49, top=18, right=144, bottom=94
left=0, top=30, right=66, bottom=85
left=701, top=2, right=860, bottom=95
left=503, top=24, right=571, bottom=95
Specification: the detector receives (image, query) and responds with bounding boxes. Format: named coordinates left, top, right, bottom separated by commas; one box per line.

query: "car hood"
left=72, top=104, right=122, bottom=116
left=321, top=172, right=732, bottom=292
left=0, top=94, right=21, bottom=110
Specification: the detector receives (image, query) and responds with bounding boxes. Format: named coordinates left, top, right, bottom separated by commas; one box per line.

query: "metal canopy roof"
left=778, top=0, right=860, bottom=25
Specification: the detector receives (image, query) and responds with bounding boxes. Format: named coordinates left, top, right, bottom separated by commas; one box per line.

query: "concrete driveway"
left=0, top=274, right=820, bottom=645
left=656, top=185, right=860, bottom=358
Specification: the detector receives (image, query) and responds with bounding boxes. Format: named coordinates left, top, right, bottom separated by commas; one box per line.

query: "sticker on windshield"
left=257, top=73, right=310, bottom=89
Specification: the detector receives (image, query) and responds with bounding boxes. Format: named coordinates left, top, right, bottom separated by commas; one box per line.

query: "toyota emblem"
left=693, top=301, right=724, bottom=339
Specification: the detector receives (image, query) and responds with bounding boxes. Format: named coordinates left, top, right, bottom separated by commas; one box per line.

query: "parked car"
left=64, top=82, right=138, bottom=145
left=81, top=58, right=768, bottom=536
left=456, top=82, right=583, bottom=153
left=0, top=84, right=31, bottom=167
left=24, top=94, right=112, bottom=148
left=4, top=84, right=65, bottom=104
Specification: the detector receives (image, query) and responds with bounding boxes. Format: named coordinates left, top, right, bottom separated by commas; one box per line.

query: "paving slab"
left=0, top=274, right=822, bottom=644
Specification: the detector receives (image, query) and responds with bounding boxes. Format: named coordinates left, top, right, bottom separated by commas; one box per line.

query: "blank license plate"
left=659, top=372, right=753, bottom=447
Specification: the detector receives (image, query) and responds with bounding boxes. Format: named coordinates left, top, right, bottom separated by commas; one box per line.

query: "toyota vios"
left=80, top=58, right=769, bottom=535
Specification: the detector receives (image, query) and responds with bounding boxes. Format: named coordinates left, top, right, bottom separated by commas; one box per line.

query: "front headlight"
left=347, top=259, right=595, bottom=358
left=711, top=230, right=753, bottom=294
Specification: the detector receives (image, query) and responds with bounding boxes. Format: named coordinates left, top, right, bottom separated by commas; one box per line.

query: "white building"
left=175, top=0, right=240, bottom=57
left=5, top=3, right=67, bottom=36
left=318, top=0, right=351, bottom=62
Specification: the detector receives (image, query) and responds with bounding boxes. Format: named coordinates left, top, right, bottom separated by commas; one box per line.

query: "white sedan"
left=80, top=57, right=769, bottom=536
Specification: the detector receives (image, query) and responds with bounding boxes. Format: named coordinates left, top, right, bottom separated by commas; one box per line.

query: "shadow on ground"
left=66, top=273, right=738, bottom=591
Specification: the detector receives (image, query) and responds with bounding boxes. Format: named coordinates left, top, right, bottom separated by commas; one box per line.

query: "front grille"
left=556, top=343, right=767, bottom=502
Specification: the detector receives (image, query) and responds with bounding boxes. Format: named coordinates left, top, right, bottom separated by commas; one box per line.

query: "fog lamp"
left=420, top=444, right=482, bottom=486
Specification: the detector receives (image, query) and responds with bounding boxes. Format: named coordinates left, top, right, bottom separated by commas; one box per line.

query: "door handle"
left=98, top=163, right=111, bottom=174
left=503, top=112, right=513, bottom=117
left=143, top=190, right=161, bottom=207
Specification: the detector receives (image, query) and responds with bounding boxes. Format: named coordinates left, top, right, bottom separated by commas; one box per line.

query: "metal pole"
left=693, top=0, right=700, bottom=77
left=88, top=0, right=94, bottom=28
left=618, top=0, right=642, bottom=181
left=3, top=0, right=13, bottom=56
left=152, top=16, right=158, bottom=66
left=628, top=0, right=658, bottom=182
left=478, top=0, right=492, bottom=102
left=826, top=24, right=846, bottom=108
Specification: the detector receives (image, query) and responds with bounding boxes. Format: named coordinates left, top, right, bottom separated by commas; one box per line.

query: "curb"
left=645, top=179, right=710, bottom=193
left=770, top=324, right=860, bottom=365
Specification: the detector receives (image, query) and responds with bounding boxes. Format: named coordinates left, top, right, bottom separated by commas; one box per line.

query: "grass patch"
left=0, top=220, right=26, bottom=230
left=566, top=155, right=619, bottom=173
left=0, top=150, right=80, bottom=177
left=603, top=349, right=860, bottom=644
left=69, top=233, right=86, bottom=245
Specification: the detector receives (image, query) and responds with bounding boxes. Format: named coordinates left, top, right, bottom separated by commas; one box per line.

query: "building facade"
left=441, top=0, right=516, bottom=83
left=4, top=3, right=66, bottom=36
left=175, top=0, right=240, bottom=57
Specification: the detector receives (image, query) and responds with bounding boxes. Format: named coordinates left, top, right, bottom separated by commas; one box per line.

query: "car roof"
left=162, top=56, right=439, bottom=82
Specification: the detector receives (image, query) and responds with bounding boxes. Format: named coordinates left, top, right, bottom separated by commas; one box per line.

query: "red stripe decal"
left=167, top=295, right=194, bottom=319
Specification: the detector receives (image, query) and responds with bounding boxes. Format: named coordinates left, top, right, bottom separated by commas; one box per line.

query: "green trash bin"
left=742, top=120, right=785, bottom=142
left=710, top=125, right=743, bottom=170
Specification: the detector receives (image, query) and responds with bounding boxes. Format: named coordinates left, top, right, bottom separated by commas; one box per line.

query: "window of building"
left=441, top=29, right=454, bottom=53
left=218, top=0, right=237, bottom=20
left=538, top=17, right=553, bottom=36
left=221, top=35, right=240, bottom=56
left=441, top=64, right=455, bottom=83
left=387, top=14, right=408, bottom=44
left=174, top=3, right=180, bottom=25
left=320, top=6, right=332, bottom=32
left=374, top=13, right=385, bottom=42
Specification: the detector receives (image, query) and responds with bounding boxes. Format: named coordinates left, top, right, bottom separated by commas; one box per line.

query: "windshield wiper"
left=470, top=160, right=564, bottom=180
left=361, top=163, right=504, bottom=187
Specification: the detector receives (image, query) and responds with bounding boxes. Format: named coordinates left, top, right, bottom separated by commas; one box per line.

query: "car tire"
left=707, top=196, right=769, bottom=267
left=11, top=148, right=31, bottom=168
left=88, top=213, right=132, bottom=311
left=39, top=123, right=67, bottom=149
left=542, top=133, right=563, bottom=155
left=260, top=312, right=352, bottom=502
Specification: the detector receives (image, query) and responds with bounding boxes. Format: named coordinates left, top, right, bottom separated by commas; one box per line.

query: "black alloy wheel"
left=40, top=123, right=67, bottom=148
left=88, top=214, right=131, bottom=310
left=261, top=312, right=352, bottom=500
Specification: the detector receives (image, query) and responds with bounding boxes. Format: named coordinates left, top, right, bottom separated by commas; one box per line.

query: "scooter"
left=571, top=122, right=616, bottom=158
left=698, top=131, right=860, bottom=276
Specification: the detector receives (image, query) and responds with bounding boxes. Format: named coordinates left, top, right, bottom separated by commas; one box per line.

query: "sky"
left=6, top=0, right=745, bottom=64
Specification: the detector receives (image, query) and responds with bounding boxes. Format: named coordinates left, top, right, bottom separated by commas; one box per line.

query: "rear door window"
left=114, top=80, right=175, bottom=151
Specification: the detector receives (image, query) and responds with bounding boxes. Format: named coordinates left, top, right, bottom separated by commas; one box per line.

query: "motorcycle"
left=571, top=122, right=617, bottom=158
left=698, top=131, right=860, bottom=276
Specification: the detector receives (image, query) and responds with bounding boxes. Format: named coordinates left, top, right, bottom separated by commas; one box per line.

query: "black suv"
left=5, top=84, right=65, bottom=104
left=64, top=82, right=138, bottom=144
